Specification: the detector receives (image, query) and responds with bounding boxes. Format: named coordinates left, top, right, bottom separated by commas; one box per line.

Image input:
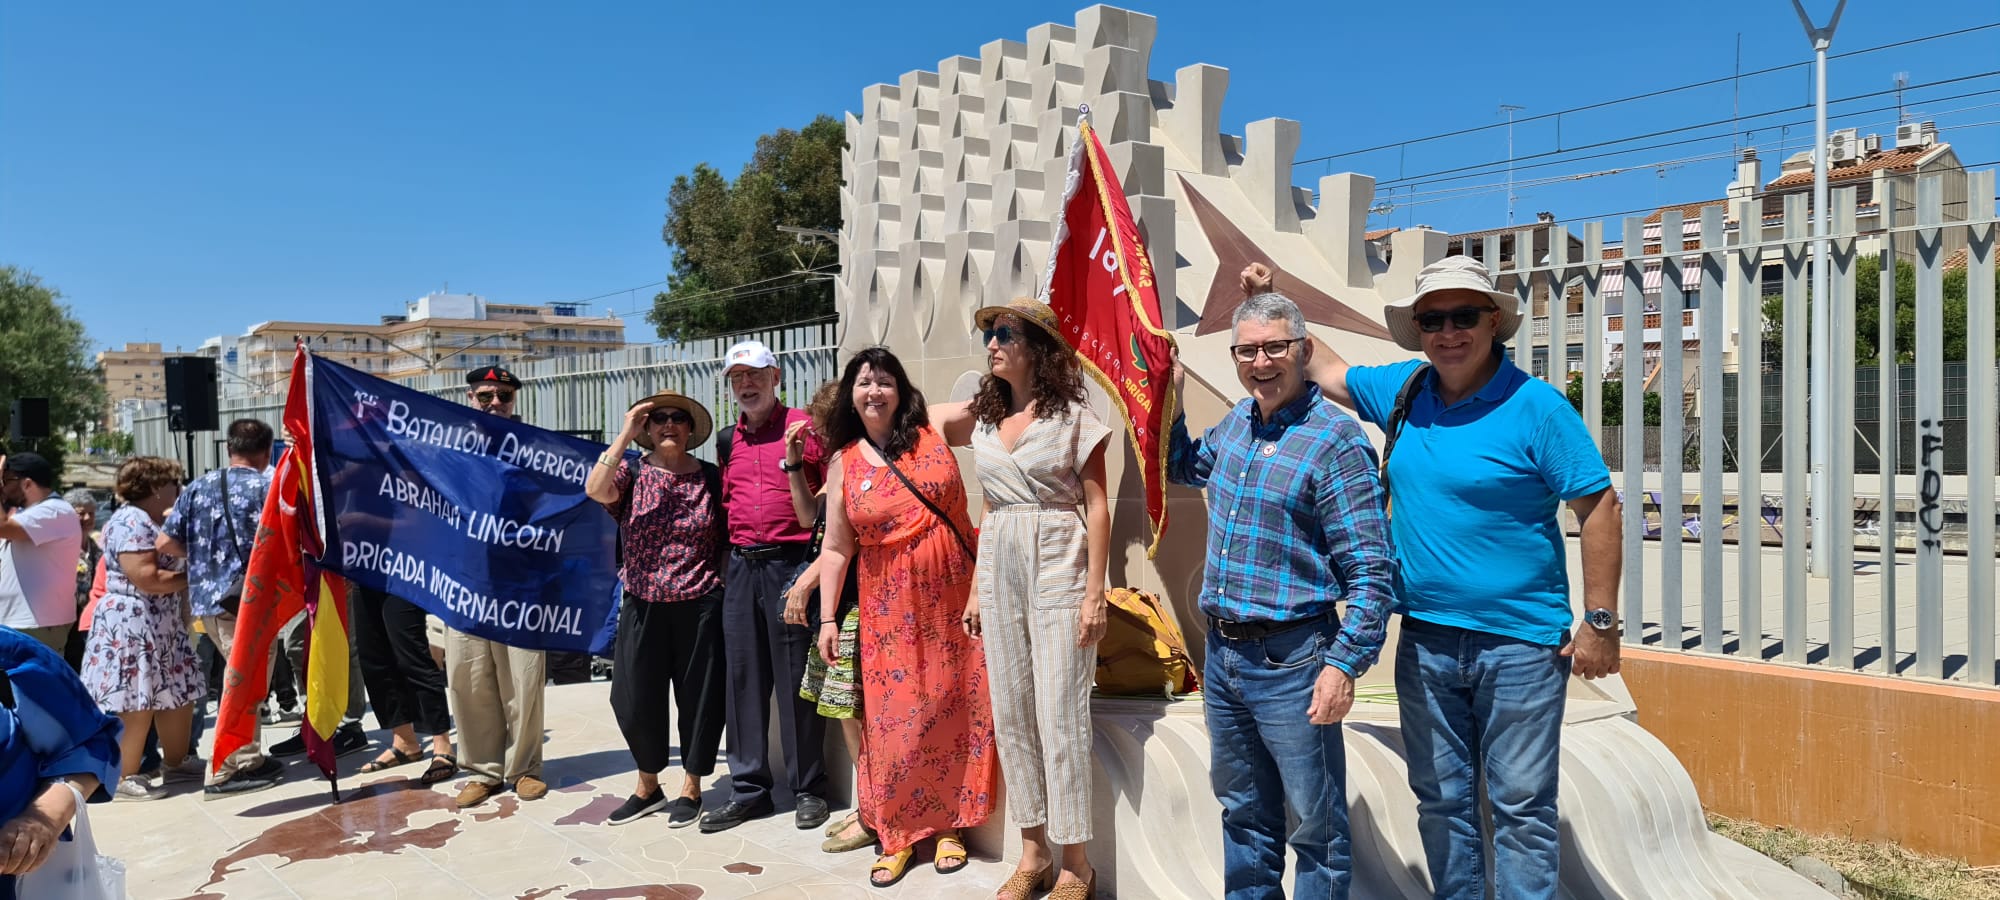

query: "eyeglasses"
left=982, top=325, right=1020, bottom=346
left=725, top=370, right=767, bottom=387
left=647, top=408, right=693, bottom=426
left=1229, top=338, right=1303, bottom=363
left=1413, top=306, right=1497, bottom=333
left=472, top=390, right=516, bottom=404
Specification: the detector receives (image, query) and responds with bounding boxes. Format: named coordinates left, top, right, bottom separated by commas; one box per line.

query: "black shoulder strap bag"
left=866, top=437, right=975, bottom=560
left=1379, top=363, right=1432, bottom=516
left=217, top=467, right=251, bottom=614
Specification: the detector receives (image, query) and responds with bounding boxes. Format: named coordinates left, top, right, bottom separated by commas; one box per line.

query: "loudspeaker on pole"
left=164, top=356, right=220, bottom=433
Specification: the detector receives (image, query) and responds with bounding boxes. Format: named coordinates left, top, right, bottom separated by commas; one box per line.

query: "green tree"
left=650, top=115, right=844, bottom=341
left=1567, top=370, right=1661, bottom=427
left=0, top=266, right=104, bottom=476
left=1760, top=256, right=1997, bottom=365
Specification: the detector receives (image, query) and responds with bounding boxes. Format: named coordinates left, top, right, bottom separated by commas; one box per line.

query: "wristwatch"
left=779, top=458, right=803, bottom=473
left=1584, top=608, right=1617, bottom=632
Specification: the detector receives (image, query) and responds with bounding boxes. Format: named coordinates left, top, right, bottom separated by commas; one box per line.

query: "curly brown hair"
left=115, top=456, right=184, bottom=503
left=968, top=320, right=1088, bottom=426
left=807, top=378, right=843, bottom=436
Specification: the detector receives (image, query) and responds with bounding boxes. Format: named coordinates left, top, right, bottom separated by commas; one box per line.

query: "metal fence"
left=1498, top=170, right=1997, bottom=684
left=133, top=323, right=840, bottom=474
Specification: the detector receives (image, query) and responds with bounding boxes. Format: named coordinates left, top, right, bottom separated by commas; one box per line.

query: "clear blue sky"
left=4, top=1, right=1994, bottom=354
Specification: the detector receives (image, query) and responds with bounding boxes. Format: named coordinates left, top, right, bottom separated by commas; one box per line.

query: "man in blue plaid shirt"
left=1167, top=291, right=1395, bottom=900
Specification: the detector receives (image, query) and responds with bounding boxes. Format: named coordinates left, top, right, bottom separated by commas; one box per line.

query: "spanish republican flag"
left=213, top=345, right=351, bottom=791
left=1038, top=107, right=1177, bottom=557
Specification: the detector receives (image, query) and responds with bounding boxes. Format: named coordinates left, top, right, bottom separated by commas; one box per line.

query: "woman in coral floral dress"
left=815, top=347, right=996, bottom=888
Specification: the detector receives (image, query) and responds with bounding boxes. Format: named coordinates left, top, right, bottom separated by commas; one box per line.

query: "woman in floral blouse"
left=584, top=391, right=728, bottom=828
left=79, top=456, right=203, bottom=801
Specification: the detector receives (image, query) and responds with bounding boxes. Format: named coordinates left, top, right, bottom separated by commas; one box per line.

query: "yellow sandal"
left=870, top=846, right=915, bottom=888
left=933, top=830, right=969, bottom=875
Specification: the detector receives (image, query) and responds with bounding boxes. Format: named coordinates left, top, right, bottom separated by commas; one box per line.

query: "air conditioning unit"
left=1895, top=122, right=1923, bottom=148
left=1861, top=134, right=1881, bottom=156
left=1828, top=128, right=1859, bottom=163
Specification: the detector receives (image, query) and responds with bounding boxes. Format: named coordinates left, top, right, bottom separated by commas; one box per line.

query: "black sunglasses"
left=982, top=325, right=1021, bottom=346
left=472, top=390, right=515, bottom=404
left=647, top=408, right=694, bottom=426
left=1413, top=305, right=1497, bottom=333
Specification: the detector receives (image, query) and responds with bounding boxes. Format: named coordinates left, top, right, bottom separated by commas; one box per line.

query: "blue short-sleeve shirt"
left=1347, top=352, right=1611, bottom=645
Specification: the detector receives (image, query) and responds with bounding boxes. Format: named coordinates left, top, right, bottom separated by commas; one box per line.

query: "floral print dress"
left=79, top=505, right=203, bottom=713
left=842, top=425, right=997, bottom=855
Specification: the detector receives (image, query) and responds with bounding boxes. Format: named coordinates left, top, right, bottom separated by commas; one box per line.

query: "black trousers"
left=610, top=588, right=726, bottom=776
left=352, top=585, right=452, bottom=735
left=722, top=551, right=827, bottom=803
left=547, top=650, right=593, bottom=685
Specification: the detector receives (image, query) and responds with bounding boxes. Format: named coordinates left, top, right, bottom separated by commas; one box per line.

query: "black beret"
left=465, top=365, right=523, bottom=389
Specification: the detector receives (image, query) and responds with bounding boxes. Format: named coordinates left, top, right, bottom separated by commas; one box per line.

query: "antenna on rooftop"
left=1894, top=72, right=1910, bottom=123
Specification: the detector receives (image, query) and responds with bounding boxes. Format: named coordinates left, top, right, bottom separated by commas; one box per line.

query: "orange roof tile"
left=1643, top=199, right=1729, bottom=225
left=1365, top=228, right=1399, bottom=241
left=1943, top=247, right=1969, bottom=271
left=1765, top=145, right=1937, bottom=189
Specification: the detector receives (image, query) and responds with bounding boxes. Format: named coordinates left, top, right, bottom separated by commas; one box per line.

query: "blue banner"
left=309, top=356, right=618, bottom=653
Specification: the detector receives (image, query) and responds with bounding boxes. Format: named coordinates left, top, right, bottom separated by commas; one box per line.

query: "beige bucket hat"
left=628, top=392, right=714, bottom=451
left=1383, top=255, right=1523, bottom=352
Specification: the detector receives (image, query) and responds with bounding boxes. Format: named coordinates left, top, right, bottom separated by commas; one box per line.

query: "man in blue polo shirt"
left=1272, top=255, right=1623, bottom=900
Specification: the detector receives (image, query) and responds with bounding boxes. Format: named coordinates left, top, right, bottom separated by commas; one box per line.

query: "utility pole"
left=1792, top=0, right=1846, bottom=578
left=1500, top=104, right=1526, bottom=226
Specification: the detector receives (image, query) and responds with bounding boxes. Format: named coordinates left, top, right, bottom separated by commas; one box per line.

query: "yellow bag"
left=1094, top=587, right=1201, bottom=698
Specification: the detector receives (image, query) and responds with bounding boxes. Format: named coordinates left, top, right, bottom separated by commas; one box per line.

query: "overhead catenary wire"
left=1297, top=21, right=2000, bottom=165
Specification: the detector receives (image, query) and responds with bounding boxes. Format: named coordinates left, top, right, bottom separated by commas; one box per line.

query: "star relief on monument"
left=1179, top=175, right=1393, bottom=341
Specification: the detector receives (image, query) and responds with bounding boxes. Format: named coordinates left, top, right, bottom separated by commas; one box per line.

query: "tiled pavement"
left=94, top=680, right=1013, bottom=899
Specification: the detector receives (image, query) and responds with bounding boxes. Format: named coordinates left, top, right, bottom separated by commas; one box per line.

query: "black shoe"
left=698, top=797, right=774, bottom=833
left=794, top=793, right=830, bottom=830
left=270, top=730, right=307, bottom=758
left=665, top=796, right=701, bottom=829
left=204, top=757, right=284, bottom=798
left=606, top=791, right=667, bottom=826
left=330, top=722, right=370, bottom=758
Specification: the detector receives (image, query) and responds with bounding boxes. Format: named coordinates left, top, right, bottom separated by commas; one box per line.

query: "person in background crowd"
left=815, top=347, right=996, bottom=888
left=81, top=456, right=204, bottom=801
left=1293, top=256, right=1623, bottom=900
left=447, top=365, right=549, bottom=808
left=328, top=574, right=455, bottom=783
left=268, top=600, right=375, bottom=765
left=934, top=298, right=1112, bottom=900
left=59, top=488, right=101, bottom=672
left=0, top=627, right=119, bottom=900
left=780, top=380, right=874, bottom=854
left=1165, top=289, right=1397, bottom=900
left=0, top=453, right=84, bottom=654
left=160, top=418, right=289, bottom=798
left=586, top=392, right=727, bottom=827
left=704, top=339, right=831, bottom=834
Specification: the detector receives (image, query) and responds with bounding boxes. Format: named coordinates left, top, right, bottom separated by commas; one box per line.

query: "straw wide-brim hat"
left=973, top=297, right=1066, bottom=345
left=628, top=392, right=714, bottom=451
left=1382, top=255, right=1523, bottom=352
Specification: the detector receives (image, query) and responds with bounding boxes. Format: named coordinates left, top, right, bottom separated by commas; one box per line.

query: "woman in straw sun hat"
left=932, top=296, right=1112, bottom=900
left=584, top=391, right=727, bottom=828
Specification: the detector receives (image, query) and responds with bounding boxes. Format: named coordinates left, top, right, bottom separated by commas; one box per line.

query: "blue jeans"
left=1206, top=618, right=1350, bottom=900
left=1396, top=616, right=1569, bottom=900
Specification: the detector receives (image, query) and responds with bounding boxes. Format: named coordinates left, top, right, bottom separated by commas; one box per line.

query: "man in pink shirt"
left=701, top=340, right=832, bottom=834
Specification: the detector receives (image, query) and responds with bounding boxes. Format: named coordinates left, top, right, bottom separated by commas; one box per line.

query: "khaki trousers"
left=200, top=613, right=271, bottom=781
left=445, top=629, right=546, bottom=786
left=19, top=623, right=72, bottom=654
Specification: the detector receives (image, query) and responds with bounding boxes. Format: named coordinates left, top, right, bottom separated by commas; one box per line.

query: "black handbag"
left=217, top=467, right=250, bottom=615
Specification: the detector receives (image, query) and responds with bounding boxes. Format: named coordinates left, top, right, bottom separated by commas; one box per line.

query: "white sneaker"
left=164, top=757, right=207, bottom=784
left=115, top=776, right=164, bottom=802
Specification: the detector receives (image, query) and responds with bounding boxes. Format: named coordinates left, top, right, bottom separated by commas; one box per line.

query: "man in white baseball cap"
left=702, top=339, right=832, bottom=833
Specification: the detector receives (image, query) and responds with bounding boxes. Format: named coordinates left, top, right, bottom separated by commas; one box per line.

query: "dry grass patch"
left=1708, top=814, right=2000, bottom=900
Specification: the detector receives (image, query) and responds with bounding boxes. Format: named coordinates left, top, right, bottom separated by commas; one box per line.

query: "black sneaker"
left=795, top=793, right=830, bottom=830
left=204, top=757, right=284, bottom=798
left=665, top=796, right=701, bottom=828
left=330, top=722, right=370, bottom=758
left=270, top=730, right=307, bottom=758
left=606, top=791, right=667, bottom=826
left=698, top=797, right=774, bottom=833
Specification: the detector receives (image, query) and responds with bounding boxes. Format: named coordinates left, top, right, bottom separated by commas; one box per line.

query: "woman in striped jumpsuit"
left=938, top=297, right=1112, bottom=900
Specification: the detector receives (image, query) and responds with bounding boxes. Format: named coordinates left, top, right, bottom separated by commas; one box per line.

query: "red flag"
left=1040, top=109, right=1177, bottom=557
left=212, top=345, right=349, bottom=792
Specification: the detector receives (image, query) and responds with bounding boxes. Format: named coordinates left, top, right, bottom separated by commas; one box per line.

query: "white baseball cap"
left=722, top=340, right=778, bottom=375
